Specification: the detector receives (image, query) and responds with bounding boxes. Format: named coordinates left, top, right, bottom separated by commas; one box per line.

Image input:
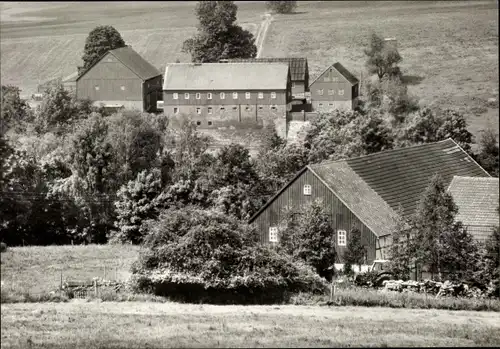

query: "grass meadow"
left=1, top=302, right=500, bottom=348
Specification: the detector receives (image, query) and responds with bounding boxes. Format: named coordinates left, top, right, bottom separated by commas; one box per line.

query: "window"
left=245, top=106, right=251, bottom=111
left=339, top=89, right=344, bottom=96
left=208, top=107, right=213, bottom=114
left=271, top=92, right=276, bottom=99
left=220, top=92, right=225, bottom=99
left=232, top=106, right=237, bottom=111
left=196, top=107, right=201, bottom=114
left=271, top=105, right=277, bottom=111
left=337, top=230, right=347, bottom=246
left=94, top=86, right=100, bottom=91
left=196, top=121, right=201, bottom=126
left=220, top=107, right=225, bottom=111
left=258, top=106, right=263, bottom=110
left=173, top=107, right=179, bottom=114
left=208, top=121, right=213, bottom=126
left=319, top=103, right=323, bottom=107
left=328, top=89, right=334, bottom=95
left=120, top=86, right=126, bottom=91
left=269, top=227, right=278, bottom=243
left=303, top=184, right=311, bottom=195
left=173, top=93, right=178, bottom=100
left=245, top=92, right=251, bottom=99
left=207, top=93, right=212, bottom=100
left=258, top=92, right=264, bottom=99
left=233, top=92, right=238, bottom=99
left=196, top=93, right=201, bottom=100
left=184, top=93, right=189, bottom=99
left=318, top=89, right=324, bottom=95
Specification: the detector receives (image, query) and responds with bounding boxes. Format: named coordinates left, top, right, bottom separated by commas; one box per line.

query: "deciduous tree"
left=82, top=25, right=126, bottom=70
left=266, top=1, right=297, bottom=14
left=476, top=127, right=499, bottom=177
left=364, top=33, right=402, bottom=80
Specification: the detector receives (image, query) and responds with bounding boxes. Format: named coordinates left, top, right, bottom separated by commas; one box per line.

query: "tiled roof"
left=109, top=46, right=161, bottom=81
left=309, top=62, right=359, bottom=86
left=309, top=161, right=400, bottom=237
left=220, top=58, right=307, bottom=81
left=448, top=176, right=499, bottom=233
left=163, top=63, right=289, bottom=90
left=345, top=139, right=490, bottom=218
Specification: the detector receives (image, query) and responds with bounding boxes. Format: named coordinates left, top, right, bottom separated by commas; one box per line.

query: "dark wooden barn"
left=309, top=62, right=359, bottom=111
left=249, top=139, right=490, bottom=266
left=76, top=46, right=162, bottom=112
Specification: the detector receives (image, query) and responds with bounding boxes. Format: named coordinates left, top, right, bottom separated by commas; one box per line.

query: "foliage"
left=364, top=33, right=402, bottom=80
left=388, top=207, right=413, bottom=280
left=182, top=1, right=257, bottom=62
left=131, top=207, right=328, bottom=304
left=82, top=25, right=126, bottom=70
left=1, top=85, right=33, bottom=131
left=278, top=199, right=337, bottom=281
left=343, top=227, right=367, bottom=276
left=0, top=242, right=7, bottom=253
left=476, top=127, right=499, bottom=177
left=266, top=1, right=297, bottom=14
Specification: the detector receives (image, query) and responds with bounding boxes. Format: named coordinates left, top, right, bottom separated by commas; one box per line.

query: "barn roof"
left=448, top=176, right=499, bottom=229
left=249, top=139, right=490, bottom=238
left=310, top=62, right=359, bottom=86
left=77, top=46, right=160, bottom=81
left=162, top=63, right=289, bottom=90
left=220, top=58, right=308, bottom=81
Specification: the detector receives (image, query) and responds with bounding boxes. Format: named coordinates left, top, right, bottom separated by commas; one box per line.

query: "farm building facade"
left=162, top=62, right=292, bottom=138
left=309, top=62, right=359, bottom=112
left=448, top=176, right=499, bottom=243
left=249, top=139, right=491, bottom=265
left=76, top=46, right=162, bottom=112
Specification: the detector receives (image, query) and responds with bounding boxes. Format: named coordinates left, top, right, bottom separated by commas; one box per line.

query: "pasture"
left=1, top=302, right=500, bottom=348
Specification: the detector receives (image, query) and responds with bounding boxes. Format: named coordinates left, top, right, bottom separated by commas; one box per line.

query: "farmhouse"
left=220, top=57, right=310, bottom=102
left=448, top=176, right=499, bottom=242
left=248, top=139, right=490, bottom=265
left=162, top=62, right=292, bottom=138
left=309, top=62, right=359, bottom=111
left=76, top=46, right=162, bottom=112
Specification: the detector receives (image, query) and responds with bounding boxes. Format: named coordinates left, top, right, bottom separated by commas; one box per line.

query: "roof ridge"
left=312, top=138, right=457, bottom=167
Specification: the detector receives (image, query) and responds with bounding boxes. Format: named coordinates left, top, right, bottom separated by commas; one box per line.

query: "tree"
left=266, top=1, right=297, bottom=14
left=476, top=127, right=499, bottom=177
left=278, top=199, right=337, bottom=281
left=364, top=33, right=402, bottom=80
left=388, top=206, right=414, bottom=280
left=82, top=25, right=126, bottom=70
left=343, top=227, right=366, bottom=276
left=1, top=85, right=32, bottom=132
left=182, top=1, right=257, bottom=62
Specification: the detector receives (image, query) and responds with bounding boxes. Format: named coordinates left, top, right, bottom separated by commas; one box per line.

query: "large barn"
left=162, top=62, right=292, bottom=138
left=76, top=46, right=162, bottom=112
left=248, top=139, right=490, bottom=265
left=309, top=62, right=359, bottom=111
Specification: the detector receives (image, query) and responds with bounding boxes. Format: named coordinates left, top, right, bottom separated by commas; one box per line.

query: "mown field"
left=0, top=245, right=140, bottom=296
left=1, top=302, right=500, bottom=348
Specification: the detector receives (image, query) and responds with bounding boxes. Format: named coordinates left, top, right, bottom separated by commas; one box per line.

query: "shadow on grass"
left=402, top=75, right=425, bottom=85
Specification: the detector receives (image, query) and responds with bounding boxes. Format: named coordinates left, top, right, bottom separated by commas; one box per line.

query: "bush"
left=0, top=242, right=7, bottom=253
left=131, top=207, right=328, bottom=304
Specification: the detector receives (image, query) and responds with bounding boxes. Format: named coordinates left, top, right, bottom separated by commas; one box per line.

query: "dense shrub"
left=131, top=207, right=328, bottom=304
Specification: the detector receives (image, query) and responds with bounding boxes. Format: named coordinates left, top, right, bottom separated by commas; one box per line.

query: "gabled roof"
left=309, top=62, right=359, bottom=87
left=249, top=139, right=490, bottom=238
left=162, top=63, right=289, bottom=90
left=448, top=176, right=499, bottom=228
left=220, top=58, right=308, bottom=81
left=77, top=46, right=160, bottom=82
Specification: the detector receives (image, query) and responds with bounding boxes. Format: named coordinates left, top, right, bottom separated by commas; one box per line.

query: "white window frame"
left=173, top=107, right=179, bottom=114
left=220, top=92, right=225, bottom=100
left=271, top=92, right=276, bottom=99
left=303, top=184, right=311, bottom=195
left=196, top=93, right=201, bottom=100
left=339, top=89, right=345, bottom=96
left=208, top=107, right=213, bottom=114
left=207, top=93, right=212, bottom=100
left=318, top=89, right=324, bottom=95
left=337, top=230, right=347, bottom=246
left=245, top=92, right=251, bottom=99
left=258, top=92, right=264, bottom=99
left=184, top=93, right=189, bottom=100
left=233, top=92, right=238, bottom=99
left=196, top=107, right=201, bottom=114
left=269, top=227, right=278, bottom=243
left=173, top=93, right=178, bottom=100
